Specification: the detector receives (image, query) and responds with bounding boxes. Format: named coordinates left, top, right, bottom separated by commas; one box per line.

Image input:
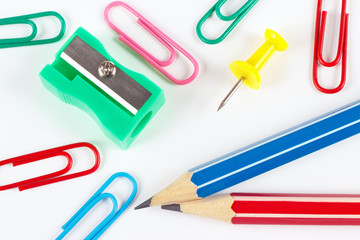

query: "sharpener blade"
left=60, top=37, right=152, bottom=115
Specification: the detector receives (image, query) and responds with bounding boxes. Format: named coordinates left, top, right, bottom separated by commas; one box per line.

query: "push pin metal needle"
left=218, top=77, right=245, bottom=111
left=217, top=29, right=288, bottom=111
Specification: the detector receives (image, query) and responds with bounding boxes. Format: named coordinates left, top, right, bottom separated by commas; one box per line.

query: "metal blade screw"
left=99, top=61, right=117, bottom=78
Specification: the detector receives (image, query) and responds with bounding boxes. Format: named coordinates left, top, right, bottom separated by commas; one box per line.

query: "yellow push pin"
left=217, top=29, right=288, bottom=111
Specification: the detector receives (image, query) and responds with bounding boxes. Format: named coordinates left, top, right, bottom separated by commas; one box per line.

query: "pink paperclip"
left=104, top=1, right=199, bottom=85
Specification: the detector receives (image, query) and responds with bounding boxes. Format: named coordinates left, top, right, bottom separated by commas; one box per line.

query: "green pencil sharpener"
left=40, top=27, right=165, bottom=149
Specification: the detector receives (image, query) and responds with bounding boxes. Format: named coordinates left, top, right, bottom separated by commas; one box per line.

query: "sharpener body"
left=40, top=27, right=165, bottom=149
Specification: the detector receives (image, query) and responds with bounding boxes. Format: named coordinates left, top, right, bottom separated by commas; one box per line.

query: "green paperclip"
left=0, top=11, right=66, bottom=48
left=0, top=19, right=37, bottom=45
left=196, top=0, right=259, bottom=44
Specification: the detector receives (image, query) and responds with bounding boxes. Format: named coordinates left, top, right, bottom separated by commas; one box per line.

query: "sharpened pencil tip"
left=135, top=197, right=153, bottom=210
left=161, top=204, right=182, bottom=212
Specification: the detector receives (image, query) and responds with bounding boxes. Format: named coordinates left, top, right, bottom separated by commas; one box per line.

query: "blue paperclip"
left=56, top=172, right=138, bottom=240
left=0, top=11, right=66, bottom=48
left=196, top=0, right=259, bottom=44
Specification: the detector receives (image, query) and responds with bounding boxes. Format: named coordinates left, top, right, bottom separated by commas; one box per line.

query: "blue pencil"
left=136, top=100, right=360, bottom=209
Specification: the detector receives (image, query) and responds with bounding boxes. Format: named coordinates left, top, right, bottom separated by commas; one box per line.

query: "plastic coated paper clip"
left=0, top=142, right=100, bottom=191
left=56, top=172, right=138, bottom=240
left=104, top=1, right=199, bottom=85
left=0, top=11, right=66, bottom=49
left=196, top=0, right=259, bottom=44
left=313, top=0, right=349, bottom=94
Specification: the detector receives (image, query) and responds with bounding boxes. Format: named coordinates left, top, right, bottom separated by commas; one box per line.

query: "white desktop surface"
left=1, top=0, right=360, bottom=239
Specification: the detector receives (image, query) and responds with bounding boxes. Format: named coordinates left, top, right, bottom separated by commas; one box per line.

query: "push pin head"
left=230, top=29, right=288, bottom=90
left=99, top=61, right=117, bottom=78
left=218, top=29, right=288, bottom=111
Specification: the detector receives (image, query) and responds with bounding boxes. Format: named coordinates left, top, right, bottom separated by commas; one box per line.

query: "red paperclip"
left=0, top=142, right=100, bottom=191
left=313, top=0, right=349, bottom=94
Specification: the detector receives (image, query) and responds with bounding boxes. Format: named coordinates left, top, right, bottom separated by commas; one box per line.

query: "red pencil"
left=162, top=193, right=360, bottom=225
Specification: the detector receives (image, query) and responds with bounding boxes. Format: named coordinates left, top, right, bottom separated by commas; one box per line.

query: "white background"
left=1, top=0, right=360, bottom=239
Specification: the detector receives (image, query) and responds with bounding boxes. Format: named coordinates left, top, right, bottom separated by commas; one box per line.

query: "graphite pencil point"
left=161, top=204, right=182, bottom=212
left=135, top=197, right=152, bottom=210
